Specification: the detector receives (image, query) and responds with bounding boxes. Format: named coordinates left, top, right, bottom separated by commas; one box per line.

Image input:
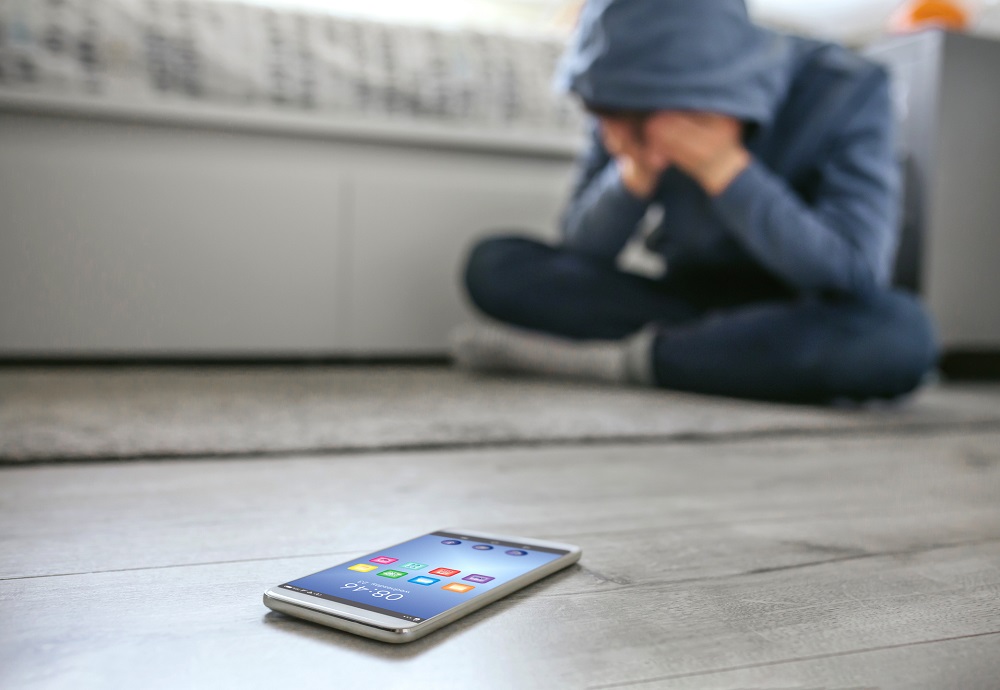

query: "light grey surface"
left=1, top=431, right=998, bottom=689
left=2, top=366, right=1000, bottom=463
left=347, top=164, right=563, bottom=352
left=930, top=32, right=1000, bottom=347
left=0, top=113, right=350, bottom=353
left=867, top=31, right=1000, bottom=349
left=618, top=635, right=1000, bottom=690
left=4, top=431, right=999, bottom=579
left=0, top=111, right=573, bottom=356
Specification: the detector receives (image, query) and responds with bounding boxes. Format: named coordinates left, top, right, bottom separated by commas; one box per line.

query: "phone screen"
left=278, top=531, right=569, bottom=623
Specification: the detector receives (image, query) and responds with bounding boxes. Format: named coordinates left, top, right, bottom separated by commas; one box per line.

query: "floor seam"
left=2, top=418, right=999, bottom=467
left=586, top=630, right=1000, bottom=689
left=542, top=537, right=1000, bottom=599
left=0, top=551, right=355, bottom=582
left=6, top=535, right=998, bottom=586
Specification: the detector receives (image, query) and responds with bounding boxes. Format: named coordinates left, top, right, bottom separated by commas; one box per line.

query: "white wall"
left=0, top=109, right=574, bottom=356
left=750, top=0, right=1000, bottom=43
left=748, top=0, right=900, bottom=43
left=216, top=0, right=573, bottom=33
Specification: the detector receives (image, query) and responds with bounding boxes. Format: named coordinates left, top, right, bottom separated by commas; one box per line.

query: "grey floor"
left=2, top=367, right=999, bottom=689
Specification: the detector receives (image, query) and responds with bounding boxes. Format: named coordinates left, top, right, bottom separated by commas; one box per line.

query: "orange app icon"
left=442, top=583, right=475, bottom=594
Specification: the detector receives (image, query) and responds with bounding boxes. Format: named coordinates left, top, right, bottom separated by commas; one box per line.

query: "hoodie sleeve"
left=711, top=71, right=900, bottom=297
left=559, top=122, right=652, bottom=262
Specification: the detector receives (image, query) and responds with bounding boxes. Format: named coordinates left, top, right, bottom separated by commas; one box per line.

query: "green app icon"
left=401, top=562, right=428, bottom=570
left=377, top=570, right=408, bottom=579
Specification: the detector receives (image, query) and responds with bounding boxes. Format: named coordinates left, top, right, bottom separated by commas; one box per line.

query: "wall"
left=0, top=106, right=576, bottom=357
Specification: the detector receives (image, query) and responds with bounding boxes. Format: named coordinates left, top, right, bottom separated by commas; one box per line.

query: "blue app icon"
left=441, top=539, right=462, bottom=545
left=505, top=549, right=528, bottom=556
left=472, top=544, right=493, bottom=550
left=409, top=576, right=441, bottom=586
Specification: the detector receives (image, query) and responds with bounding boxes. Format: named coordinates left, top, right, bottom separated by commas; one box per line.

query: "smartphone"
left=263, top=528, right=581, bottom=643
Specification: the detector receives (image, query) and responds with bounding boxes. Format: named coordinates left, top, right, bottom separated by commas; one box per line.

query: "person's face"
left=600, top=111, right=742, bottom=169
left=598, top=113, right=661, bottom=168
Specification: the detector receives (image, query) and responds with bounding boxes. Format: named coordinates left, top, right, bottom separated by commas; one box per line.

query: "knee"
left=873, top=291, right=939, bottom=381
left=830, top=291, right=939, bottom=400
left=463, top=235, right=548, bottom=319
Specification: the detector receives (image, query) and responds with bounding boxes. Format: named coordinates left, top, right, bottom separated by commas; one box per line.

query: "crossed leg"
left=461, top=235, right=938, bottom=403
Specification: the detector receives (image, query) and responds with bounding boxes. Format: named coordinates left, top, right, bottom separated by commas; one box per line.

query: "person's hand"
left=599, top=117, right=669, bottom=200
left=645, top=112, right=750, bottom=196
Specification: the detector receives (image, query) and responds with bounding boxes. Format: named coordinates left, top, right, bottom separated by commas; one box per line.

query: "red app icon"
left=429, top=567, right=460, bottom=577
left=370, top=556, right=398, bottom=565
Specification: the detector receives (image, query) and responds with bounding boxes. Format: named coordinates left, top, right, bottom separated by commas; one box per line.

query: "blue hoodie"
left=557, top=0, right=900, bottom=297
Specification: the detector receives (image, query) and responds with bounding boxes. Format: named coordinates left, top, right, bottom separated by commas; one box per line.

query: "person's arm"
left=559, top=122, right=654, bottom=262
left=710, top=73, right=900, bottom=297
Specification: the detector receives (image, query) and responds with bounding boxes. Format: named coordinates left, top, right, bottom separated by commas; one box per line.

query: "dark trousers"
left=463, top=235, right=939, bottom=404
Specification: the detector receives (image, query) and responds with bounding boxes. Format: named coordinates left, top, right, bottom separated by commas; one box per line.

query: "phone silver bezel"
left=263, top=528, right=581, bottom=642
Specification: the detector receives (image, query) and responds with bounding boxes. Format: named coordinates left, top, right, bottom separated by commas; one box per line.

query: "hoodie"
left=556, top=0, right=900, bottom=297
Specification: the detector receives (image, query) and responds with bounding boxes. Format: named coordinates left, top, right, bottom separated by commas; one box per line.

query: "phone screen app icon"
left=462, top=574, right=495, bottom=584
left=401, top=562, right=427, bottom=570
left=408, top=576, right=440, bottom=586
left=377, top=570, right=408, bottom=579
left=347, top=563, right=379, bottom=573
left=370, top=556, right=398, bottom=565
left=429, top=567, right=460, bottom=577
left=442, top=583, right=475, bottom=593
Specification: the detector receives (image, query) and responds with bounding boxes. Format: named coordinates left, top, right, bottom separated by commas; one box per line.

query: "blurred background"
left=231, top=0, right=1000, bottom=40
left=212, top=0, right=1000, bottom=40
left=1, top=0, right=998, bottom=373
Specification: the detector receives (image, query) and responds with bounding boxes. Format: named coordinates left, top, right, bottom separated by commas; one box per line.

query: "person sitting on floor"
left=452, top=0, right=938, bottom=404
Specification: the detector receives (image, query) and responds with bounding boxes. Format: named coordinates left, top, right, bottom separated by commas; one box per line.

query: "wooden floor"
left=2, top=425, right=999, bottom=688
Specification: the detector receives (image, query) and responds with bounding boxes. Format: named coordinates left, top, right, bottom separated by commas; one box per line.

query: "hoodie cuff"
left=563, top=163, right=652, bottom=260
left=711, top=157, right=767, bottom=230
left=606, top=164, right=654, bottom=215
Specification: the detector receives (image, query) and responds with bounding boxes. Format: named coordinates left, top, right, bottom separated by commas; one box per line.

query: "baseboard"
left=940, top=350, right=1000, bottom=380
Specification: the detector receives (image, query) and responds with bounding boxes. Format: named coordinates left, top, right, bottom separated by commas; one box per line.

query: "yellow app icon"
left=442, top=583, right=475, bottom=593
left=348, top=563, right=379, bottom=573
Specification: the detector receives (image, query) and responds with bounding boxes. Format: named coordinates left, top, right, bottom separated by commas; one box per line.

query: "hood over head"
left=557, top=0, right=793, bottom=124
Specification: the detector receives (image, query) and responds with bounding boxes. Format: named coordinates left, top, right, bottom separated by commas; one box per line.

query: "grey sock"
left=624, top=325, right=658, bottom=386
left=450, top=321, right=657, bottom=386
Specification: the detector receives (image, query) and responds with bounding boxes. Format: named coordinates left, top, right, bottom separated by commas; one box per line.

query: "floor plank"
left=593, top=633, right=1000, bottom=689
left=1, top=541, right=997, bottom=689
left=2, top=431, right=998, bottom=688
left=2, top=431, right=998, bottom=578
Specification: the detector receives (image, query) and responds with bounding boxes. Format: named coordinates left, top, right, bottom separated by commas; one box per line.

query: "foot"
left=450, top=321, right=645, bottom=385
